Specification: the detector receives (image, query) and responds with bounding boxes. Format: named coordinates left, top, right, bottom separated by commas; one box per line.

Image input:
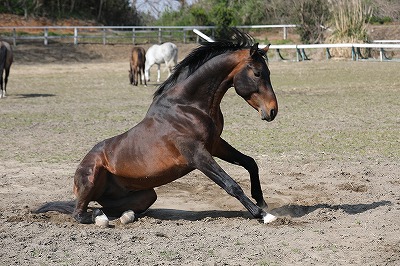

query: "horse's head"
left=233, top=44, right=278, bottom=122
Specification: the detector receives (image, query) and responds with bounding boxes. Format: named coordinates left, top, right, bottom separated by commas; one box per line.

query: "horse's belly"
left=115, top=166, right=193, bottom=190
left=107, top=142, right=193, bottom=190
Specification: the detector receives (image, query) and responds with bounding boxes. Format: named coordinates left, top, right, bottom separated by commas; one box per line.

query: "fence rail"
left=264, top=43, right=400, bottom=62
left=0, top=25, right=297, bottom=46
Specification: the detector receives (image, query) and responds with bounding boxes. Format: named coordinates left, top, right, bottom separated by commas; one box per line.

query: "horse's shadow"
left=15, top=93, right=55, bottom=98
left=144, top=209, right=252, bottom=221
left=270, top=200, right=392, bottom=218
left=143, top=200, right=392, bottom=221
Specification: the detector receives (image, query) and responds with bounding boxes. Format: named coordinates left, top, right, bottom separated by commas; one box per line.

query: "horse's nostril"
left=270, top=109, right=276, bottom=120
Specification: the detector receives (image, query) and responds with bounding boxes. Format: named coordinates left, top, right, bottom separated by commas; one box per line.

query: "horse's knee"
left=72, top=209, right=93, bottom=224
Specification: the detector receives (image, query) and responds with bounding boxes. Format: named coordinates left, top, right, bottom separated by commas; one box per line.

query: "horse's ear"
left=250, top=43, right=259, bottom=57
left=261, top=44, right=271, bottom=54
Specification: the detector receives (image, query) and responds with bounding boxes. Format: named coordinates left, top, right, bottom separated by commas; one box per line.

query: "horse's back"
left=161, top=42, right=178, bottom=61
left=146, top=42, right=177, bottom=65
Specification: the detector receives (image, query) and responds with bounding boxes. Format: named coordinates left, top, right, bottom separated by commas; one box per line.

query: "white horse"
left=145, top=42, right=178, bottom=82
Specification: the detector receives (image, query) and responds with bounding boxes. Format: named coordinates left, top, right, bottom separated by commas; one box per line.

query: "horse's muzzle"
left=260, top=108, right=277, bottom=122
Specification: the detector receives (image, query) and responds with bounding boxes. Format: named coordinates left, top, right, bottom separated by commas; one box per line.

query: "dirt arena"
left=0, top=42, right=399, bottom=265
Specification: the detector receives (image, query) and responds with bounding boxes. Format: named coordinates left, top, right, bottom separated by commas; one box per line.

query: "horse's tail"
left=33, top=200, right=76, bottom=214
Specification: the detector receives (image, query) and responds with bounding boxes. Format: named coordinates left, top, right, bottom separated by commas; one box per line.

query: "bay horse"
left=129, top=46, right=147, bottom=86
left=34, top=29, right=279, bottom=225
left=145, top=42, right=178, bottom=82
left=0, top=41, right=13, bottom=98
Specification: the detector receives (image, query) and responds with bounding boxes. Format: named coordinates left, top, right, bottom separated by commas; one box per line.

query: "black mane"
left=153, top=28, right=256, bottom=98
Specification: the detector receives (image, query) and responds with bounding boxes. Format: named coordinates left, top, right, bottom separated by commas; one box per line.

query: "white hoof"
left=95, top=213, right=109, bottom=228
left=120, top=210, right=135, bottom=224
left=262, top=213, right=277, bottom=224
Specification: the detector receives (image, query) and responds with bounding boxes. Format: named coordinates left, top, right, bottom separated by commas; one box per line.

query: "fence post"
left=74, top=28, right=78, bottom=45
left=283, top=26, right=287, bottom=40
left=296, top=47, right=301, bottom=61
left=158, top=28, right=162, bottom=44
left=103, top=28, right=106, bottom=45
left=12, top=28, right=16, bottom=46
left=183, top=30, right=186, bottom=44
left=44, top=27, right=48, bottom=45
left=326, top=48, right=331, bottom=59
left=132, top=28, right=136, bottom=45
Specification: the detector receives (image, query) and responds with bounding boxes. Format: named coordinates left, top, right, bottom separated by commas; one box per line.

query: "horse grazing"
left=145, top=42, right=178, bottom=82
left=129, top=46, right=147, bottom=86
left=34, top=29, right=279, bottom=225
left=0, top=41, right=13, bottom=98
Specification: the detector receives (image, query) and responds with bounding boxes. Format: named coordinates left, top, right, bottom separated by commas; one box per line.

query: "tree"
left=293, top=0, right=330, bottom=43
left=210, top=0, right=237, bottom=38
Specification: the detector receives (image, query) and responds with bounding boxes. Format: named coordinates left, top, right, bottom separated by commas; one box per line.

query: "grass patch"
left=1, top=60, right=398, bottom=165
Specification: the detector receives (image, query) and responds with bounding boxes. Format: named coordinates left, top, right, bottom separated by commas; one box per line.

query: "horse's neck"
left=150, top=53, right=240, bottom=121
left=182, top=55, right=238, bottom=110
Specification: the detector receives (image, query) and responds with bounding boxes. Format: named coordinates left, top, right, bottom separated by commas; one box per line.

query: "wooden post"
left=103, top=28, right=106, bottom=45
left=132, top=28, right=136, bottom=45
left=296, top=48, right=301, bottom=61
left=44, top=28, right=48, bottom=45
left=12, top=28, right=16, bottom=46
left=326, top=48, right=331, bottom=59
left=158, top=28, right=162, bottom=44
left=74, top=28, right=78, bottom=45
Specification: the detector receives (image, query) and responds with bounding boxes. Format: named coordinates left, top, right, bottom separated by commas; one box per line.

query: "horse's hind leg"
left=98, top=189, right=157, bottom=221
left=156, top=64, right=161, bottom=82
left=0, top=72, right=3, bottom=98
left=4, top=67, right=10, bottom=97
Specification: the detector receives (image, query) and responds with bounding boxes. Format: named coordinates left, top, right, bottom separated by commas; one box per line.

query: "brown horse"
left=34, top=29, right=279, bottom=225
left=0, top=41, right=13, bottom=98
left=129, top=46, right=146, bottom=86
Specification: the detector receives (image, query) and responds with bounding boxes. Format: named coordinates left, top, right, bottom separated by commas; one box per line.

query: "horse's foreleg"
left=72, top=157, right=108, bottom=224
left=187, top=145, right=276, bottom=223
left=212, top=138, right=267, bottom=209
left=144, top=66, right=150, bottom=82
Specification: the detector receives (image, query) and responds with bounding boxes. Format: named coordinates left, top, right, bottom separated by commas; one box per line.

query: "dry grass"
left=1, top=59, right=399, bottom=164
left=327, top=0, right=372, bottom=57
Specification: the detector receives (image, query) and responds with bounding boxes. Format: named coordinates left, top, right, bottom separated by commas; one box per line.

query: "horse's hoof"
left=262, top=213, right=277, bottom=224
left=120, top=210, right=135, bottom=224
left=93, top=209, right=109, bottom=228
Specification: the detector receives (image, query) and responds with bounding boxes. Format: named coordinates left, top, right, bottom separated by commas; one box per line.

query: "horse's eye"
left=254, top=71, right=261, bottom=77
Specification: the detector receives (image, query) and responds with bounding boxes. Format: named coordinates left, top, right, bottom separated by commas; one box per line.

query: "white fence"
left=193, top=29, right=400, bottom=62
left=0, top=25, right=297, bottom=46
left=266, top=43, right=400, bottom=62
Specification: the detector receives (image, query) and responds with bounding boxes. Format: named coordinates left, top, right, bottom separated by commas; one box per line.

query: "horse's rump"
left=0, top=45, right=6, bottom=71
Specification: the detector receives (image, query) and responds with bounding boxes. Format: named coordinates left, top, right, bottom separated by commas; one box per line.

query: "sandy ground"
left=0, top=42, right=399, bottom=266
